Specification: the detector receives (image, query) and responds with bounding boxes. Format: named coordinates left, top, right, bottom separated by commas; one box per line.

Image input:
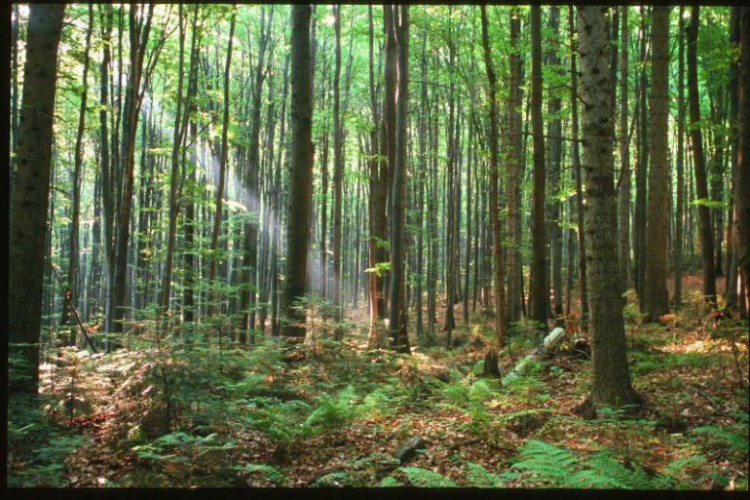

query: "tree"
left=529, top=5, right=548, bottom=331
left=574, top=5, right=643, bottom=417
left=387, top=4, right=410, bottom=353
left=738, top=6, right=750, bottom=316
left=9, top=3, right=66, bottom=393
left=207, top=8, right=236, bottom=319
left=643, top=6, right=671, bottom=322
left=674, top=6, right=686, bottom=308
left=480, top=4, right=505, bottom=348
left=687, top=6, right=718, bottom=303
left=64, top=4, right=93, bottom=344
left=282, top=5, right=314, bottom=338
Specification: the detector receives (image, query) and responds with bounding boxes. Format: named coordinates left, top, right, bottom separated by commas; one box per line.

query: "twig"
left=48, top=262, right=98, bottom=353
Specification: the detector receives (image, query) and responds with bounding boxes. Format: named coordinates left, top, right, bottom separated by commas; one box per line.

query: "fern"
left=379, top=476, right=403, bottom=487
left=233, top=463, right=287, bottom=485
left=512, top=440, right=669, bottom=489
left=398, top=466, right=457, bottom=487
left=304, top=385, right=360, bottom=433
left=464, top=462, right=515, bottom=487
left=692, top=425, right=749, bottom=456
left=311, top=471, right=355, bottom=487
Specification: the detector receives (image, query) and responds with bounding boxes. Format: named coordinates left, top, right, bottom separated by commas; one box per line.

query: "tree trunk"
left=738, top=7, right=750, bottom=317
left=481, top=5, right=506, bottom=348
left=282, top=5, right=314, bottom=338
left=160, top=5, right=188, bottom=323
left=9, top=3, right=65, bottom=394
left=569, top=7, right=589, bottom=331
left=64, top=4, right=93, bottom=344
left=388, top=5, right=410, bottom=353
left=643, top=6, right=671, bottom=322
left=618, top=6, right=632, bottom=295
left=574, top=6, right=643, bottom=417
left=333, top=4, right=344, bottom=336
left=506, top=9, right=524, bottom=325
left=207, top=8, right=236, bottom=319
left=530, top=5, right=548, bottom=331
left=675, top=6, right=686, bottom=308
left=687, top=6, right=718, bottom=303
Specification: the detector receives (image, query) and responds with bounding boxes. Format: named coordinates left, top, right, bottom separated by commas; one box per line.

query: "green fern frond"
left=465, top=462, right=508, bottom=487
left=398, top=466, right=457, bottom=487
left=233, top=463, right=286, bottom=485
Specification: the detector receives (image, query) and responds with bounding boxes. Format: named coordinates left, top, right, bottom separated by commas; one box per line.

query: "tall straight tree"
left=111, top=4, right=157, bottom=336
left=687, top=6, right=718, bottom=303
left=569, top=7, right=589, bottom=330
left=388, top=4, right=410, bottom=353
left=9, top=3, right=66, bottom=393
left=506, top=8, right=524, bottom=325
left=332, top=4, right=344, bottom=337
left=529, top=5, right=548, bottom=330
left=643, top=6, right=671, bottom=322
left=674, top=6, right=686, bottom=308
left=282, top=5, right=314, bottom=338
left=575, top=5, right=643, bottom=417
left=64, top=4, right=93, bottom=343
left=160, top=4, right=188, bottom=320
left=480, top=5, right=505, bottom=348
left=738, top=7, right=750, bottom=316
left=618, top=6, right=631, bottom=292
left=207, top=7, right=236, bottom=318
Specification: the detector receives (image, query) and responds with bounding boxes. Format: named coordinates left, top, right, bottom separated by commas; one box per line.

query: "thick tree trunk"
left=9, top=3, right=65, bottom=394
left=575, top=6, right=643, bottom=417
left=282, top=5, right=314, bottom=338
left=643, top=6, right=671, bottom=322
left=687, top=6, right=718, bottom=303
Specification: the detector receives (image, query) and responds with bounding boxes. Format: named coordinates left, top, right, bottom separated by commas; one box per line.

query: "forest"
left=7, top=3, right=750, bottom=490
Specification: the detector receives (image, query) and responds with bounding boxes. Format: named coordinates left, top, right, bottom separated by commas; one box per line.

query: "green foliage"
left=243, top=398, right=313, bottom=442
left=233, top=463, right=287, bottom=486
left=304, top=385, right=360, bottom=433
left=398, top=466, right=457, bottom=487
left=512, top=440, right=671, bottom=489
left=464, top=462, right=512, bottom=487
left=133, top=431, right=236, bottom=464
left=691, top=415, right=749, bottom=458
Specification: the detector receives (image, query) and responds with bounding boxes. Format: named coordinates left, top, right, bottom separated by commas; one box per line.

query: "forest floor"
left=7, top=274, right=749, bottom=490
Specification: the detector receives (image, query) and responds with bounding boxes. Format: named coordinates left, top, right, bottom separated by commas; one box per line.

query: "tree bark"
left=643, top=6, right=671, bottom=322
left=618, top=6, right=632, bottom=295
left=282, top=5, right=314, bottom=338
left=675, top=6, right=686, bottom=308
left=738, top=7, right=750, bottom=317
left=480, top=5, right=506, bottom=348
left=530, top=5, right=548, bottom=330
left=687, top=6, right=718, bottom=303
left=574, top=6, right=643, bottom=417
left=388, top=4, right=410, bottom=353
left=9, top=3, right=66, bottom=394
left=207, top=8, right=236, bottom=319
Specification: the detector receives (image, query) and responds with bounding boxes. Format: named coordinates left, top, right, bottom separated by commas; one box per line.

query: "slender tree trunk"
left=634, top=7, right=649, bottom=301
left=737, top=7, right=750, bottom=317
left=725, top=8, right=740, bottom=312
left=481, top=5, right=506, bottom=348
left=388, top=4, right=410, bottom=353
left=618, top=6, right=632, bottom=294
left=332, top=4, right=344, bottom=336
left=530, top=5, right=548, bottom=330
left=64, top=5, right=93, bottom=345
left=207, top=9, right=236, bottom=320
left=160, top=5, right=188, bottom=322
left=575, top=6, right=643, bottom=417
left=675, top=7, right=686, bottom=308
left=9, top=3, right=65, bottom=394
left=643, top=6, right=671, bottom=322
left=687, top=6, right=718, bottom=303
left=282, top=5, right=314, bottom=338
left=506, top=9, right=524, bottom=325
